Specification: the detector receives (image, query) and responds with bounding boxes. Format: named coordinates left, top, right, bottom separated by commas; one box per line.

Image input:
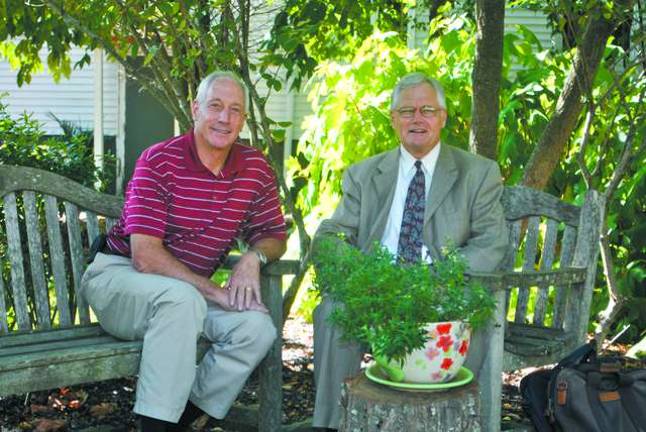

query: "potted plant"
left=313, top=236, right=496, bottom=384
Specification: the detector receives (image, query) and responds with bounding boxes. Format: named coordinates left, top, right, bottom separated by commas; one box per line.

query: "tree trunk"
left=470, top=0, right=505, bottom=160
left=521, top=0, right=633, bottom=189
left=340, top=374, right=481, bottom=432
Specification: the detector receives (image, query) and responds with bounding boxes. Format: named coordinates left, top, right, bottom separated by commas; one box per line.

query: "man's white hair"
left=195, top=71, right=249, bottom=111
left=391, top=72, right=447, bottom=110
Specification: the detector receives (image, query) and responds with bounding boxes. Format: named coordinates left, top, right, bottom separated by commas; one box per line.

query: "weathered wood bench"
left=0, top=164, right=299, bottom=432
left=477, top=186, right=602, bottom=431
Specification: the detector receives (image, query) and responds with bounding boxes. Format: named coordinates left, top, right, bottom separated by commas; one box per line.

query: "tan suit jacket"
left=314, top=144, right=508, bottom=271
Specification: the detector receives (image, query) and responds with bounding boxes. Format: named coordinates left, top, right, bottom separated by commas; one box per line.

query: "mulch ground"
left=1, top=317, right=534, bottom=431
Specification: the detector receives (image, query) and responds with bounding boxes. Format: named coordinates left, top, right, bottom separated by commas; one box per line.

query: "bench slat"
left=503, top=268, right=586, bottom=286
left=86, top=211, right=100, bottom=246
left=560, top=224, right=576, bottom=267
left=502, top=186, right=580, bottom=226
left=44, top=196, right=72, bottom=327
left=64, top=202, right=90, bottom=324
left=506, top=322, right=569, bottom=340
left=515, top=216, right=540, bottom=323
left=0, top=324, right=106, bottom=348
left=0, top=260, right=8, bottom=333
left=106, top=217, right=118, bottom=232
left=553, top=225, right=577, bottom=327
left=4, top=193, right=31, bottom=330
left=533, top=218, right=558, bottom=326
left=0, top=165, right=123, bottom=218
left=0, top=334, right=128, bottom=357
left=502, top=221, right=522, bottom=314
left=23, top=192, right=51, bottom=329
left=0, top=340, right=142, bottom=397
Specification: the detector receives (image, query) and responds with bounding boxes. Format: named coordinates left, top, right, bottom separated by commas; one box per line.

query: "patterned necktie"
left=397, top=160, right=426, bottom=263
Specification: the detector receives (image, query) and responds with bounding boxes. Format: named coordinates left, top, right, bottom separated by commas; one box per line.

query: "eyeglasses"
left=395, top=105, right=444, bottom=119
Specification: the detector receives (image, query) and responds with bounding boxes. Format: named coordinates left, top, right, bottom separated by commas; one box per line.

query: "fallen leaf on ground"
left=18, top=421, right=33, bottom=430
left=73, top=389, right=89, bottom=405
left=33, top=419, right=66, bottom=432
left=90, top=402, right=117, bottom=417
left=48, top=397, right=65, bottom=411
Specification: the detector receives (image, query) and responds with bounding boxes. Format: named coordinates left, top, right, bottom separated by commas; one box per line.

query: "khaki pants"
left=81, top=253, right=276, bottom=423
left=312, top=297, right=487, bottom=429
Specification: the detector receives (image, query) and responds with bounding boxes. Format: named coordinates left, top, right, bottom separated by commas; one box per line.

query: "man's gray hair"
left=195, top=70, right=250, bottom=111
left=390, top=73, right=447, bottom=110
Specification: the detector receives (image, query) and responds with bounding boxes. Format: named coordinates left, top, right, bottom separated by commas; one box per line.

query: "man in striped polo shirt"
left=81, top=71, right=287, bottom=432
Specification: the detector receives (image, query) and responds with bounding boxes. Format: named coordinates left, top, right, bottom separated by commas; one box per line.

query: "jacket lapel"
left=366, top=149, right=399, bottom=247
left=425, top=145, right=457, bottom=226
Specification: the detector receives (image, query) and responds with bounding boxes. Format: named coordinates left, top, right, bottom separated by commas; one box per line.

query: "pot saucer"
left=365, top=364, right=473, bottom=392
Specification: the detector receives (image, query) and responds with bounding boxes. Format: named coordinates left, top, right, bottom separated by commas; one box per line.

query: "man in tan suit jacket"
left=311, top=73, right=508, bottom=430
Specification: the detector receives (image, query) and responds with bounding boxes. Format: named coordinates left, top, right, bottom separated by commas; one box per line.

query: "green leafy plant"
left=313, top=236, right=497, bottom=363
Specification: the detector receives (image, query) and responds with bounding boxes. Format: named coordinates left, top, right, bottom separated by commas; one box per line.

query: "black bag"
left=520, top=342, right=646, bottom=432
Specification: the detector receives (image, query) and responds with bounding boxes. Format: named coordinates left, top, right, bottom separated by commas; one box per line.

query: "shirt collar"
left=399, top=143, right=441, bottom=174
left=183, top=129, right=245, bottom=176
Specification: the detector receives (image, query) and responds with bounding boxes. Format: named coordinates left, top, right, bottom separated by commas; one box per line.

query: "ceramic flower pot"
left=376, top=320, right=471, bottom=384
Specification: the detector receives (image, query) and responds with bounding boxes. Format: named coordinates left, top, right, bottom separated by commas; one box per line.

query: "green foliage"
left=313, top=237, right=496, bottom=362
left=0, top=98, right=115, bottom=191
left=263, top=0, right=413, bottom=89
left=295, top=8, right=646, bottom=342
left=290, top=16, right=477, bottom=218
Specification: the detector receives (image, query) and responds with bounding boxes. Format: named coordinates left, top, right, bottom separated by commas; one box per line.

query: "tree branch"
left=43, top=0, right=188, bottom=125
left=576, top=106, right=595, bottom=188
left=469, top=0, right=505, bottom=159
left=521, top=0, right=633, bottom=189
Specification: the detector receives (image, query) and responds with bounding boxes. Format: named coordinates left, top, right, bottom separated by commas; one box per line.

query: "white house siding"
left=504, top=8, right=559, bottom=50
left=0, top=47, right=118, bottom=136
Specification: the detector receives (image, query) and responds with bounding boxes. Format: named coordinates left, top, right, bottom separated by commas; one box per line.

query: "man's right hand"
left=201, top=283, right=268, bottom=313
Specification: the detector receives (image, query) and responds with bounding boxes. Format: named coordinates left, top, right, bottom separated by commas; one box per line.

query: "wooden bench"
left=0, top=164, right=299, bottom=432
left=478, top=186, right=602, bottom=431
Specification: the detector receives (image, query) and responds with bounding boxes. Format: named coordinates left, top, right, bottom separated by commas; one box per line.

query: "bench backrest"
left=498, top=186, right=602, bottom=343
left=0, top=165, right=123, bottom=333
left=0, top=164, right=603, bottom=344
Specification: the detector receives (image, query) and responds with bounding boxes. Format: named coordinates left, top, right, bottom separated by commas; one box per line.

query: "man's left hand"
left=227, top=251, right=264, bottom=312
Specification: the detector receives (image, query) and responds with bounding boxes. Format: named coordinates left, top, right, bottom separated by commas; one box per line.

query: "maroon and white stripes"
left=106, top=131, right=286, bottom=276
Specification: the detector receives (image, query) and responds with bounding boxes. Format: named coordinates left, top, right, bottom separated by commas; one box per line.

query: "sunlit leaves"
left=291, top=17, right=478, bottom=221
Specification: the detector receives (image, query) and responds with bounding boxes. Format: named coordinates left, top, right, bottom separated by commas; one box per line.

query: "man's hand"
left=198, top=282, right=235, bottom=311
left=226, top=237, right=286, bottom=313
left=131, top=233, right=259, bottom=312
left=226, top=251, right=266, bottom=312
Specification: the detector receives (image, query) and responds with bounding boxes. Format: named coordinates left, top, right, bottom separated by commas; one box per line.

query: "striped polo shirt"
left=105, top=131, right=287, bottom=276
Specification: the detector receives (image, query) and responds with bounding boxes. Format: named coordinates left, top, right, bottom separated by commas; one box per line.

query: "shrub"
left=0, top=97, right=115, bottom=192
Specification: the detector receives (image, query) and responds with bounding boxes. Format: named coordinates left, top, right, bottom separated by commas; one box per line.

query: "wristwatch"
left=250, top=247, right=268, bottom=265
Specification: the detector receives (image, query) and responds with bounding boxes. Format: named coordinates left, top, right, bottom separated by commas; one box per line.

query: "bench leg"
left=479, top=288, right=506, bottom=432
left=259, top=275, right=283, bottom=432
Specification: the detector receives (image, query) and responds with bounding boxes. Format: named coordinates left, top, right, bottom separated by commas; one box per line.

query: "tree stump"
left=339, top=373, right=481, bottom=432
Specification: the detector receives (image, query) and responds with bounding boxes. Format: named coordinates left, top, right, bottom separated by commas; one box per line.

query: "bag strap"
left=547, top=343, right=598, bottom=424
left=557, top=342, right=596, bottom=369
